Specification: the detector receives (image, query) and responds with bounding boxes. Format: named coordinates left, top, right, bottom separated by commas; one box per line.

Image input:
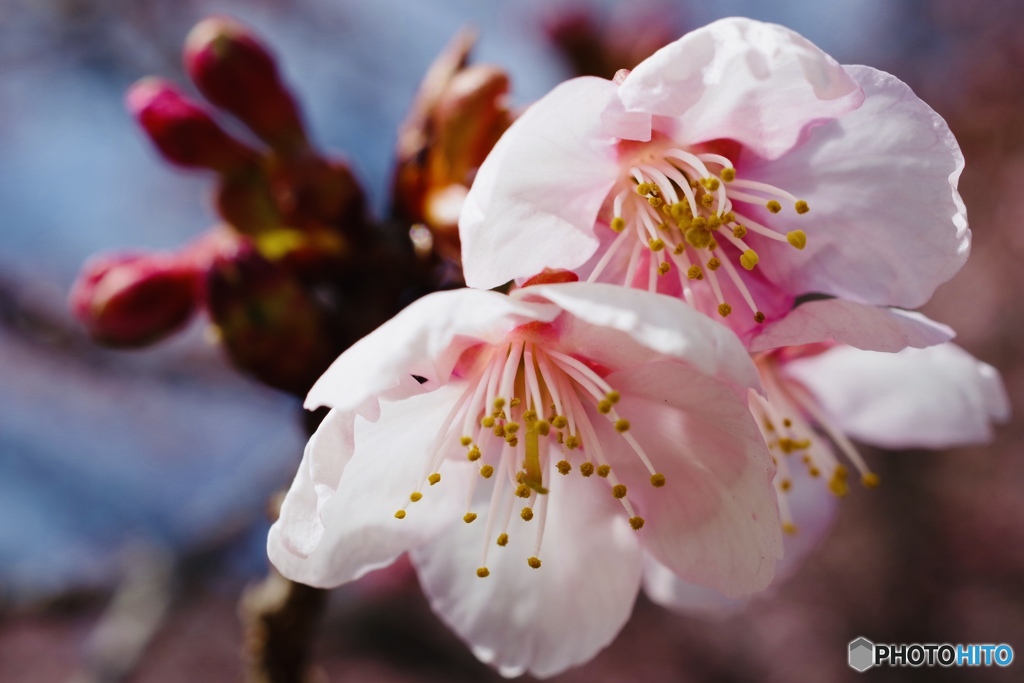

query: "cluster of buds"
left=69, top=17, right=408, bottom=395
left=392, top=31, right=513, bottom=267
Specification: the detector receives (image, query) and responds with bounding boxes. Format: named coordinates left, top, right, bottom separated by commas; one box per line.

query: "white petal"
left=460, top=77, right=624, bottom=290
left=751, top=65, right=970, bottom=308
left=305, top=288, right=558, bottom=411
left=516, top=282, right=761, bottom=391
left=411, top=460, right=643, bottom=679
left=748, top=298, right=954, bottom=353
left=269, top=385, right=474, bottom=587
left=592, top=360, right=783, bottom=597
left=618, top=17, right=862, bottom=158
left=783, top=343, right=1010, bottom=449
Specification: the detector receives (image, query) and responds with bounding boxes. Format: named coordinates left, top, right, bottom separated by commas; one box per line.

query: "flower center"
left=592, top=147, right=810, bottom=324
left=395, top=339, right=665, bottom=578
left=750, top=355, right=880, bottom=535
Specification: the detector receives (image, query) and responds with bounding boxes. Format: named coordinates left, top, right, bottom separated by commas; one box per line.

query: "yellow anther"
left=650, top=473, right=666, bottom=487
left=674, top=242, right=686, bottom=255
left=614, top=419, right=630, bottom=433
left=707, top=257, right=721, bottom=271
left=536, top=420, right=550, bottom=436
left=610, top=216, right=626, bottom=232
left=754, top=311, right=766, bottom=324
left=782, top=522, right=799, bottom=535
left=527, top=556, right=542, bottom=569
left=834, top=465, right=849, bottom=480
left=718, top=303, right=733, bottom=317
left=691, top=216, right=707, bottom=229
left=394, top=510, right=406, bottom=519
left=521, top=507, right=534, bottom=521
left=564, top=434, right=580, bottom=450
left=493, top=424, right=505, bottom=437
left=809, top=467, right=821, bottom=478
left=515, top=483, right=531, bottom=498
left=829, top=475, right=849, bottom=497
left=612, top=484, right=627, bottom=499
left=480, top=464, right=495, bottom=478
left=708, top=239, right=718, bottom=250
left=779, top=479, right=792, bottom=492
left=701, top=193, right=715, bottom=207
left=428, top=473, right=441, bottom=485
left=687, top=265, right=704, bottom=280
left=504, top=422, right=520, bottom=435
left=467, top=446, right=481, bottom=462
left=732, top=224, right=748, bottom=239
left=552, top=415, right=568, bottom=429
left=460, top=436, right=472, bottom=447
left=597, top=399, right=612, bottom=414
left=862, top=473, right=881, bottom=488
left=506, top=436, right=519, bottom=447
left=597, top=464, right=611, bottom=478
left=410, top=492, right=423, bottom=502
left=783, top=418, right=793, bottom=427
left=701, top=176, right=721, bottom=191
left=607, top=391, right=620, bottom=404
left=580, top=462, right=595, bottom=477
left=493, top=398, right=505, bottom=410
left=787, top=230, right=807, bottom=250
left=685, top=226, right=712, bottom=249
left=497, top=533, right=509, bottom=547
left=629, top=516, right=646, bottom=530
left=669, top=202, right=688, bottom=219
left=648, top=238, right=665, bottom=252
left=464, top=512, right=478, bottom=523
left=722, top=211, right=736, bottom=223
left=476, top=567, right=490, bottom=578
left=481, top=415, right=495, bottom=428
left=766, top=200, right=782, bottom=214
left=720, top=167, right=736, bottom=182
left=556, top=460, right=571, bottom=475
left=739, top=249, right=759, bottom=271
left=707, top=214, right=721, bottom=229
left=795, top=200, right=810, bottom=214
left=658, top=261, right=671, bottom=276
left=511, top=397, right=521, bottom=407
left=657, top=221, right=670, bottom=232
left=522, top=409, right=537, bottom=423
left=636, top=182, right=652, bottom=195
left=648, top=196, right=664, bottom=208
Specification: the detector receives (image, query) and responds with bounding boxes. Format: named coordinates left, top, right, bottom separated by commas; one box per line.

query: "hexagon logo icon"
left=849, top=637, right=875, bottom=672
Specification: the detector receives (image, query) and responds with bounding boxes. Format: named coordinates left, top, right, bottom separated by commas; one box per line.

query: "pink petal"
left=618, top=17, right=862, bottom=158
left=305, top=288, right=559, bottom=411
left=591, top=360, right=782, bottom=597
left=643, top=462, right=837, bottom=617
left=517, top=282, right=761, bottom=391
left=751, top=65, right=970, bottom=308
left=269, top=385, right=474, bottom=587
left=410, top=457, right=643, bottom=679
left=749, top=298, right=954, bottom=353
left=783, top=344, right=1010, bottom=449
left=460, top=77, right=623, bottom=290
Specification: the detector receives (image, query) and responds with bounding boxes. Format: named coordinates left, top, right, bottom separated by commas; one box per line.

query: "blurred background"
left=1, top=0, right=1022, bottom=681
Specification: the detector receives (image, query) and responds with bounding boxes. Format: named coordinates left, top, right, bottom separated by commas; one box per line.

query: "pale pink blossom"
left=268, top=282, right=783, bottom=677
left=460, top=17, right=969, bottom=344
left=644, top=310, right=1009, bottom=617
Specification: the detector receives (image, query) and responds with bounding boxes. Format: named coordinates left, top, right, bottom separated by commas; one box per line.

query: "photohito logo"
left=848, top=637, right=1014, bottom=672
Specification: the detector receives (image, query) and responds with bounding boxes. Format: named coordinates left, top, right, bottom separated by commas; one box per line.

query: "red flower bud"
left=184, top=17, right=307, bottom=152
left=69, top=252, right=200, bottom=347
left=126, top=77, right=259, bottom=172
left=206, top=241, right=341, bottom=395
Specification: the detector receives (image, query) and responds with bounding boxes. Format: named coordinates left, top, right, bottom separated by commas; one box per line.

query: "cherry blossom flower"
left=268, top=281, right=783, bottom=677
left=645, top=306, right=1009, bottom=617
left=460, top=17, right=969, bottom=343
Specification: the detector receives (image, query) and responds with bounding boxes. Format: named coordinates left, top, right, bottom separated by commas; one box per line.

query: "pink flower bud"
left=184, top=16, right=307, bottom=152
left=126, top=77, right=259, bottom=172
left=69, top=252, right=200, bottom=347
